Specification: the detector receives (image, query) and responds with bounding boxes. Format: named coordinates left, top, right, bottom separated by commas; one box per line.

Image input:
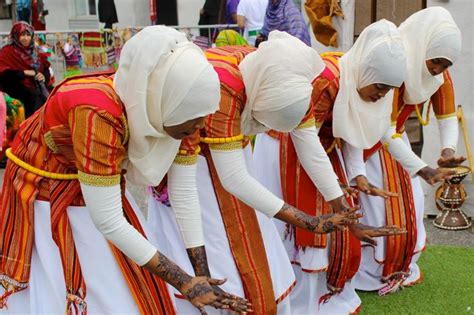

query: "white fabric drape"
left=399, top=7, right=462, bottom=105
left=332, top=19, right=406, bottom=149
left=114, top=25, right=220, bottom=186
left=239, top=30, right=325, bottom=135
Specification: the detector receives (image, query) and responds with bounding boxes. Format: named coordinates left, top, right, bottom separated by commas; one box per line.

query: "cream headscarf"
left=239, top=30, right=325, bottom=135
left=332, top=19, right=406, bottom=149
left=399, top=7, right=462, bottom=105
left=114, top=26, right=220, bottom=185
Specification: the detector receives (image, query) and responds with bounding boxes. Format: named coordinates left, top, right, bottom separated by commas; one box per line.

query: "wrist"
left=328, top=196, right=345, bottom=213
left=186, top=246, right=211, bottom=278
left=441, top=148, right=455, bottom=159
left=176, top=272, right=194, bottom=292
left=417, top=166, right=431, bottom=180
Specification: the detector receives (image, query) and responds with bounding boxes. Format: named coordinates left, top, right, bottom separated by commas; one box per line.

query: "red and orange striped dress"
left=360, top=70, right=456, bottom=282
left=152, top=46, right=295, bottom=315
left=0, top=72, right=175, bottom=314
left=269, top=52, right=361, bottom=295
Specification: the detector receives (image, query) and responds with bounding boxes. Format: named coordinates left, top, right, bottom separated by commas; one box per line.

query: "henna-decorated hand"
left=185, top=247, right=252, bottom=313
left=355, top=175, right=398, bottom=199
left=350, top=223, right=407, bottom=246
left=328, top=195, right=360, bottom=213
left=340, top=183, right=358, bottom=198
left=318, top=207, right=363, bottom=233
left=437, top=148, right=466, bottom=168
left=417, top=166, right=455, bottom=185
left=180, top=277, right=252, bottom=314
left=211, top=285, right=253, bottom=313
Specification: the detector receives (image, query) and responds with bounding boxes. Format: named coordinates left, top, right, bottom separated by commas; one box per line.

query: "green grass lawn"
left=359, top=245, right=474, bottom=314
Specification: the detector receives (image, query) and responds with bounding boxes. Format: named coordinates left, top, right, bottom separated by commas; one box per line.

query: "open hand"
left=319, top=207, right=362, bottom=233
left=356, top=175, right=398, bottom=199
left=340, top=183, right=358, bottom=198
left=417, top=166, right=455, bottom=185
left=350, top=223, right=407, bottom=245
left=329, top=195, right=360, bottom=213
left=180, top=277, right=252, bottom=314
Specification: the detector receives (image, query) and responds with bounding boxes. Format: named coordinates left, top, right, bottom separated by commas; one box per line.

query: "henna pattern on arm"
left=152, top=252, right=193, bottom=290
left=275, top=203, right=337, bottom=234
left=187, top=246, right=211, bottom=277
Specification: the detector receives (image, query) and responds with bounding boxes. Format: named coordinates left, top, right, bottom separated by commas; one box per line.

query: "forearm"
left=237, top=15, right=245, bottom=29
left=274, top=203, right=336, bottom=234
left=186, top=246, right=211, bottom=277
left=144, top=251, right=193, bottom=291
left=381, top=127, right=427, bottom=176
left=291, top=127, right=343, bottom=201
left=81, top=182, right=157, bottom=266
left=342, top=142, right=367, bottom=185
left=210, top=147, right=284, bottom=217
left=168, top=162, right=204, bottom=248
left=438, top=116, right=458, bottom=152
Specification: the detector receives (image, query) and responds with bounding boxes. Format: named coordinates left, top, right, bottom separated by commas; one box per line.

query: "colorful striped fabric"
left=178, top=46, right=278, bottom=314
left=360, top=70, right=456, bottom=281
left=273, top=52, right=360, bottom=294
left=379, top=148, right=417, bottom=280
left=0, top=72, right=175, bottom=314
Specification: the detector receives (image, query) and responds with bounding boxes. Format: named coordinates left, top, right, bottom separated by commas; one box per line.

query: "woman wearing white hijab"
left=252, top=19, right=407, bottom=314
left=147, top=31, right=361, bottom=315
left=0, top=25, right=251, bottom=314
left=346, top=7, right=465, bottom=295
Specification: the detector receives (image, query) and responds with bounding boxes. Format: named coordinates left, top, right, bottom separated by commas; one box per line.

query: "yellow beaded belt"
left=5, top=148, right=79, bottom=180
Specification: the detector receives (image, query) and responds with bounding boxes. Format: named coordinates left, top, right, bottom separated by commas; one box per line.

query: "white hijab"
left=333, top=19, right=406, bottom=149
left=114, top=26, right=220, bottom=185
left=239, top=31, right=325, bottom=135
left=399, top=7, right=462, bottom=105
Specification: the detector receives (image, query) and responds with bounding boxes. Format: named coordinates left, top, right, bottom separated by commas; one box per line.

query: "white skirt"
left=1, top=191, right=175, bottom=314
left=352, top=133, right=426, bottom=291
left=147, top=147, right=295, bottom=315
left=253, top=133, right=361, bottom=314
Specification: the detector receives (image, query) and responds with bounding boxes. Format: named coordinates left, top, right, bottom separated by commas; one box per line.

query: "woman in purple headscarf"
left=258, top=0, right=311, bottom=46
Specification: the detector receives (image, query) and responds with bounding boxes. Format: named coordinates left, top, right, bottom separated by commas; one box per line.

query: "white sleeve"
left=342, top=142, right=367, bottom=186
left=237, top=0, right=246, bottom=15
left=80, top=183, right=157, bottom=266
left=381, top=126, right=427, bottom=176
left=167, top=162, right=204, bottom=249
left=290, top=127, right=343, bottom=201
left=210, top=147, right=284, bottom=217
left=438, top=116, right=458, bottom=151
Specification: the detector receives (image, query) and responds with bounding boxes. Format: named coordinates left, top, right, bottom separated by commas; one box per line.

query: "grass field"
left=359, top=245, right=474, bottom=314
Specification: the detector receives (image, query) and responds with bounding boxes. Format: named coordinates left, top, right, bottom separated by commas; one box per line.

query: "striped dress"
left=0, top=72, right=175, bottom=314
left=253, top=52, right=362, bottom=314
left=353, top=70, right=456, bottom=290
left=149, top=46, right=296, bottom=315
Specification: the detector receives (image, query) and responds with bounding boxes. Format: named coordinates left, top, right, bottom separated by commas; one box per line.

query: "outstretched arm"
left=210, top=144, right=360, bottom=233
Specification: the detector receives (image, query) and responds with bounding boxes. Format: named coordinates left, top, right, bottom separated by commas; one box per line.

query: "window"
left=75, top=0, right=97, bottom=16
left=0, top=0, right=12, bottom=20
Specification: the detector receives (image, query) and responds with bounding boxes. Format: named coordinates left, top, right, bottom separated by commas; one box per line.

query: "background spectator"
left=0, top=22, right=51, bottom=118
left=98, top=0, right=118, bottom=29
left=225, top=0, right=240, bottom=24
left=16, top=0, right=31, bottom=23
left=198, top=0, right=222, bottom=37
left=237, top=0, right=267, bottom=46
left=31, top=0, right=47, bottom=31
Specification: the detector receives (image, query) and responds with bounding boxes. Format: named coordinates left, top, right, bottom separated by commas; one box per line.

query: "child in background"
left=56, top=33, right=82, bottom=78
